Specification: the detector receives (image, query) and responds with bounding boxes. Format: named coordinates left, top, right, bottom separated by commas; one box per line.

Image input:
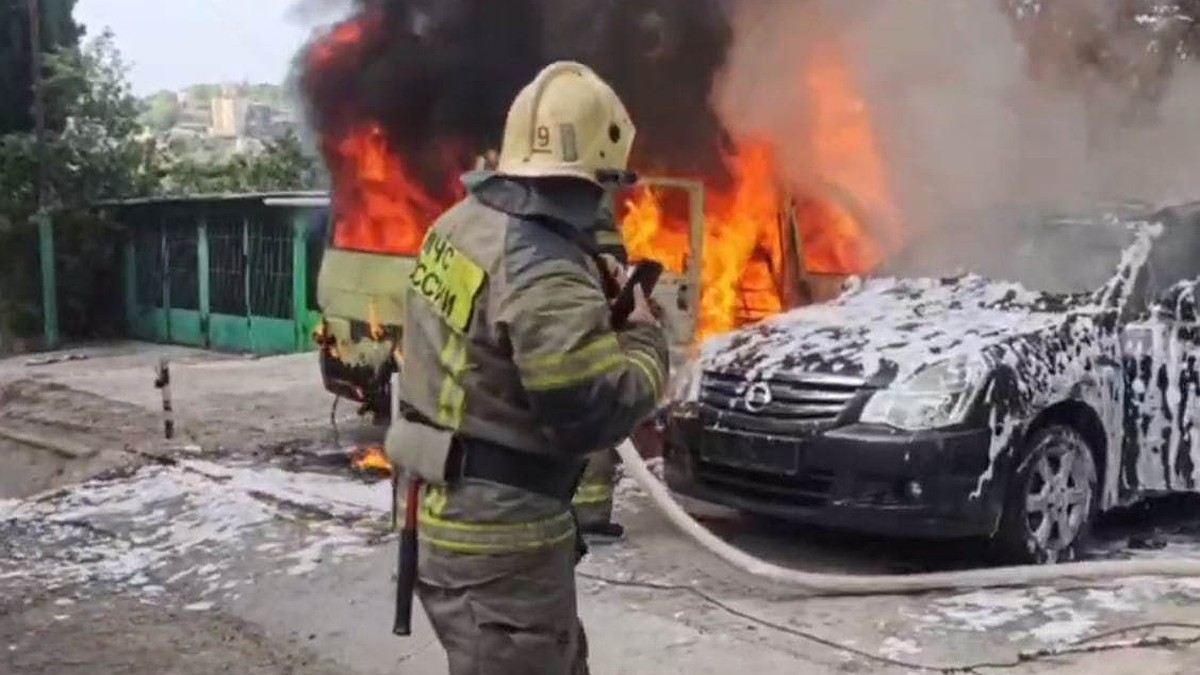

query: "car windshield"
left=876, top=213, right=1140, bottom=295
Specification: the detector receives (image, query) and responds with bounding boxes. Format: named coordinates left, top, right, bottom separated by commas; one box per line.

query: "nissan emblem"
left=742, top=382, right=773, bottom=412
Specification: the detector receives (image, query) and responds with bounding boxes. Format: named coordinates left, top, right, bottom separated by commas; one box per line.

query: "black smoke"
left=296, top=0, right=736, bottom=195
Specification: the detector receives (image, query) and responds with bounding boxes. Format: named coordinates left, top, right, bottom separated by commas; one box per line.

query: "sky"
left=73, top=0, right=351, bottom=95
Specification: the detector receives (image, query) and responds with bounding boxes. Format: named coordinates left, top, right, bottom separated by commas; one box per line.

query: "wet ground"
left=4, top=343, right=1200, bottom=674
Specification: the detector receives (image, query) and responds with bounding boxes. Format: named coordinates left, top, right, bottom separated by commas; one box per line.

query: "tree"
left=141, top=90, right=181, bottom=131
left=0, top=29, right=159, bottom=343
left=184, top=83, right=221, bottom=103
left=160, top=129, right=322, bottom=195
left=1, top=27, right=324, bottom=349
left=0, top=0, right=81, bottom=135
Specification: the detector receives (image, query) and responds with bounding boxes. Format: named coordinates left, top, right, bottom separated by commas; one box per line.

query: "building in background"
left=210, top=85, right=250, bottom=137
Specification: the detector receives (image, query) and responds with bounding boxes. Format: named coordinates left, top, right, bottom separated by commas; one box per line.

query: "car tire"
left=993, top=425, right=1098, bottom=565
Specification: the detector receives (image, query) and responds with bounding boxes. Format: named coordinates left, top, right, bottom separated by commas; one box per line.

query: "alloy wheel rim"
left=1024, top=440, right=1092, bottom=560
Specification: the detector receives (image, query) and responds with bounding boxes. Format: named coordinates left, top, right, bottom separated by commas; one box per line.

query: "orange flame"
left=622, top=141, right=784, bottom=339
left=367, top=301, right=384, bottom=340
left=312, top=17, right=901, bottom=343
left=327, top=125, right=462, bottom=256
left=350, top=445, right=392, bottom=474
left=802, top=42, right=900, bottom=274
left=620, top=40, right=900, bottom=341
left=307, top=20, right=369, bottom=68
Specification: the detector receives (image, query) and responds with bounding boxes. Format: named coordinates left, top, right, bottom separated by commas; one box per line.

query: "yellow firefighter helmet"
left=497, top=61, right=637, bottom=185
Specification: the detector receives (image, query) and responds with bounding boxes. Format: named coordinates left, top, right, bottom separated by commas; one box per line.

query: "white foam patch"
left=700, top=274, right=1065, bottom=384
left=0, top=460, right=389, bottom=603
left=879, top=636, right=922, bottom=660
left=914, top=577, right=1200, bottom=646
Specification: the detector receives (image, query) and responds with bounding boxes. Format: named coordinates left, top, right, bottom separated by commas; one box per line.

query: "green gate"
left=115, top=193, right=329, bottom=355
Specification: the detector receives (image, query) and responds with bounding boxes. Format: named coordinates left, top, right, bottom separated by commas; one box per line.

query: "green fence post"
left=197, top=215, right=210, bottom=347
left=36, top=209, right=59, bottom=349
left=123, top=238, right=136, bottom=335
left=159, top=216, right=171, bottom=338
left=242, top=216, right=252, bottom=351
left=291, top=209, right=309, bottom=352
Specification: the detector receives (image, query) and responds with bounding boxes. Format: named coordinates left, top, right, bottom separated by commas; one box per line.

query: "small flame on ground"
left=350, top=445, right=392, bottom=474
left=367, top=301, right=384, bottom=340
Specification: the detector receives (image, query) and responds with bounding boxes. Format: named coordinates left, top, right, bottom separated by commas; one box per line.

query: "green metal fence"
left=109, top=193, right=330, bottom=355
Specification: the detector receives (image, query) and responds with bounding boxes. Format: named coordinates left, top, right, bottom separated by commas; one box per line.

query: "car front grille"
left=699, top=370, right=866, bottom=435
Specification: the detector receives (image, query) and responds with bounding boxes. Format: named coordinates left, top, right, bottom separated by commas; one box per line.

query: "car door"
left=1121, top=278, right=1200, bottom=496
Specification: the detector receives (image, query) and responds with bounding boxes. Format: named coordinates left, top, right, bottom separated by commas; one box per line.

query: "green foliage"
left=0, top=29, right=157, bottom=344
left=0, top=0, right=81, bottom=135
left=160, top=129, right=322, bottom=196
left=141, top=90, right=180, bottom=132
left=183, top=83, right=220, bottom=102
left=0, top=28, right=326, bottom=350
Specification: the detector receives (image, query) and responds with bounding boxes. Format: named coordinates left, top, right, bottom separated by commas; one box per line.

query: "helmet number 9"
left=535, top=125, right=552, bottom=150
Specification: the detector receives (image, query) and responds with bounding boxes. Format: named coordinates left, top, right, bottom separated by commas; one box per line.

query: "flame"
left=620, top=40, right=900, bottom=341
left=802, top=42, right=900, bottom=274
left=309, top=15, right=469, bottom=258
left=367, top=301, right=384, bottom=340
left=350, top=445, right=392, bottom=474
left=307, top=20, right=369, bottom=68
left=309, top=15, right=901, bottom=344
left=622, top=141, right=784, bottom=338
left=326, top=124, right=464, bottom=256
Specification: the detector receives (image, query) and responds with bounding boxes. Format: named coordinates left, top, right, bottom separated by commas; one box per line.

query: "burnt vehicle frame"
left=663, top=201, right=1200, bottom=563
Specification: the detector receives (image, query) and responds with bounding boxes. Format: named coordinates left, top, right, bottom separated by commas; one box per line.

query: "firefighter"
left=385, top=61, right=667, bottom=675
left=572, top=200, right=628, bottom=543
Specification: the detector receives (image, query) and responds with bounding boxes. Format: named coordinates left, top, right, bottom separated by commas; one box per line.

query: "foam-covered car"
left=663, top=202, right=1200, bottom=563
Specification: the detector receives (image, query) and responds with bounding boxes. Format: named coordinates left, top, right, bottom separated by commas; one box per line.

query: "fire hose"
left=613, top=439, right=1200, bottom=595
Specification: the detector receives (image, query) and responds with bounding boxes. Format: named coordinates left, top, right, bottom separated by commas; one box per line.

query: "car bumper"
left=663, top=416, right=1005, bottom=539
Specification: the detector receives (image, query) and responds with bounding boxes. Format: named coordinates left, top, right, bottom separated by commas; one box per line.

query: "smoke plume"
left=295, top=0, right=1200, bottom=276
left=296, top=0, right=737, bottom=195
left=718, top=0, right=1200, bottom=237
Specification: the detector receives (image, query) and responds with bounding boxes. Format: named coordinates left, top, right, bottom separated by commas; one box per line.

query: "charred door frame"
left=634, top=176, right=704, bottom=348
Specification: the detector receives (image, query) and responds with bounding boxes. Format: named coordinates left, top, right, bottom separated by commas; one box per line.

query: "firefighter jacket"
left=570, top=203, right=628, bottom=525
left=400, top=173, right=669, bottom=554
left=593, top=201, right=629, bottom=264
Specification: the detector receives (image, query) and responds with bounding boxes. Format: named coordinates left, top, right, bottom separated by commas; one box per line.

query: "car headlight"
left=859, top=356, right=986, bottom=431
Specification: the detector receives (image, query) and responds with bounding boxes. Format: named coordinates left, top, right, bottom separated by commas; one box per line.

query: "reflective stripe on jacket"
left=419, top=484, right=577, bottom=554
left=398, top=174, right=668, bottom=554
left=572, top=447, right=616, bottom=527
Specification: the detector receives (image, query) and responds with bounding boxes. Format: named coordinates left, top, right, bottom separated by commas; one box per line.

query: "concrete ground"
left=4, top=342, right=1200, bottom=675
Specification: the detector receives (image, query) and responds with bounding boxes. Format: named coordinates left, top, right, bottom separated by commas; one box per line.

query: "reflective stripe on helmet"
left=496, top=61, right=636, bottom=184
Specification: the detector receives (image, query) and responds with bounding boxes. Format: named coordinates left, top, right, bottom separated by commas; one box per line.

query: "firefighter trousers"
left=417, top=538, right=589, bottom=675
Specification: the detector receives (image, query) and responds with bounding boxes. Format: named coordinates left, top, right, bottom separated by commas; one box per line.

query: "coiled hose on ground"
left=614, top=440, right=1200, bottom=595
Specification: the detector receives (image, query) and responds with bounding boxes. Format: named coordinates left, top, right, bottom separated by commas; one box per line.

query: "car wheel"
left=994, top=425, right=1098, bottom=564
